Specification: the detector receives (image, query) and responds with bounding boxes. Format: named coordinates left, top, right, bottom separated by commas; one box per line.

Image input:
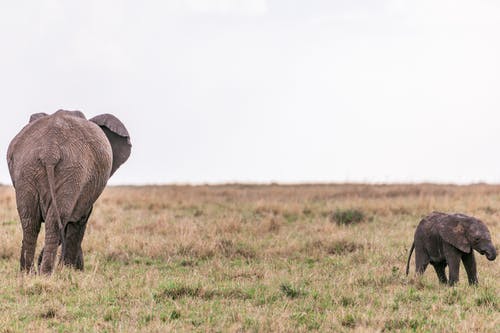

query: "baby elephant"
left=406, top=212, right=496, bottom=285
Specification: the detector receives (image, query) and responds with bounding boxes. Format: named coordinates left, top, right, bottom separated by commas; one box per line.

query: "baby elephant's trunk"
left=485, top=246, right=497, bottom=261
left=477, top=240, right=497, bottom=261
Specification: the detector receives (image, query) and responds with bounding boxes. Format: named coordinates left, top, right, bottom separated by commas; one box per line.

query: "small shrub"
left=341, top=313, right=356, bottom=328
left=302, top=207, right=313, bottom=216
left=330, top=209, right=365, bottom=225
left=327, top=240, right=363, bottom=255
left=160, top=310, right=181, bottom=323
left=170, top=310, right=181, bottom=320
left=39, top=308, right=57, bottom=319
left=280, top=283, right=304, bottom=299
left=178, top=259, right=196, bottom=267
left=283, top=212, right=299, bottom=223
left=340, top=296, right=356, bottom=307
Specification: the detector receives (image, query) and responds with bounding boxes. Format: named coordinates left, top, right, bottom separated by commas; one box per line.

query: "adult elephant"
left=7, top=110, right=131, bottom=274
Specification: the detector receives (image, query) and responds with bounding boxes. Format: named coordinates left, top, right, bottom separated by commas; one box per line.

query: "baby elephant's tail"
left=406, top=242, right=415, bottom=276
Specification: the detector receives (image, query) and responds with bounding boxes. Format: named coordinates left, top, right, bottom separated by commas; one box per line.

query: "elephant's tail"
left=45, top=164, right=64, bottom=237
left=406, top=242, right=415, bottom=276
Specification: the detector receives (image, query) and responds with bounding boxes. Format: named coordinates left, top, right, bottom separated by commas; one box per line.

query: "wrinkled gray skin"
left=7, top=110, right=131, bottom=274
left=406, top=212, right=497, bottom=285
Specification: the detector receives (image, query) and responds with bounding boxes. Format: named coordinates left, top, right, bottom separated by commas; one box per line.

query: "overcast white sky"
left=1, top=0, right=500, bottom=185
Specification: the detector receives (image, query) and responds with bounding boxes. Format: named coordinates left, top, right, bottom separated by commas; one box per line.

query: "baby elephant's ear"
left=29, top=113, right=48, bottom=123
left=437, top=216, right=471, bottom=253
left=90, top=114, right=131, bottom=177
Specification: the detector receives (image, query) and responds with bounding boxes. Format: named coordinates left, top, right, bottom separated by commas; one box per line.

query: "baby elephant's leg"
left=461, top=252, right=478, bottom=285
left=415, top=244, right=430, bottom=275
left=431, top=262, right=448, bottom=284
left=443, top=243, right=462, bottom=286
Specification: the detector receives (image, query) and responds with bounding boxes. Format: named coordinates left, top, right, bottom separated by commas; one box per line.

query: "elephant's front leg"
left=20, top=218, right=41, bottom=273
left=443, top=244, right=461, bottom=286
left=462, top=252, right=478, bottom=285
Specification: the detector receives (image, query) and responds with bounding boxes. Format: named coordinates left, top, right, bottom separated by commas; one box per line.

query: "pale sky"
left=1, top=0, right=500, bottom=185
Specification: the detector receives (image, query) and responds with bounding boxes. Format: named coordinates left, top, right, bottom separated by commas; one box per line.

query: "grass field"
left=0, top=184, right=498, bottom=332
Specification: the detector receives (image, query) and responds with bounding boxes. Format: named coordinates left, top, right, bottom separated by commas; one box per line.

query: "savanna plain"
left=0, top=184, right=498, bottom=332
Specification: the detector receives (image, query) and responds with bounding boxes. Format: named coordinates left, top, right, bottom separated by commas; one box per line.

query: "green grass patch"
left=330, top=208, right=365, bottom=225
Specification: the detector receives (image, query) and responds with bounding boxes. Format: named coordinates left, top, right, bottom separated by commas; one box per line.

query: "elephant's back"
left=51, top=114, right=112, bottom=173
left=10, top=112, right=112, bottom=172
left=414, top=211, right=446, bottom=236
left=8, top=112, right=113, bottom=220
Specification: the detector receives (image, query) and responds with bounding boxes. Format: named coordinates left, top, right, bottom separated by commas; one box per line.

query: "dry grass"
left=0, top=184, right=498, bottom=332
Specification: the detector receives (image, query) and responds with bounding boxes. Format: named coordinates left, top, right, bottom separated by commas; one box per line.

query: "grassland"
left=0, top=184, right=498, bottom=332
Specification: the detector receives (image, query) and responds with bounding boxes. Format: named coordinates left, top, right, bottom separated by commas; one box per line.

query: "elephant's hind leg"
left=20, top=217, right=42, bottom=273
left=414, top=244, right=430, bottom=275
left=431, top=262, right=448, bottom=284
left=39, top=212, right=62, bottom=274
left=16, top=190, right=42, bottom=273
left=62, top=208, right=91, bottom=270
left=62, top=220, right=87, bottom=270
left=37, top=247, right=44, bottom=272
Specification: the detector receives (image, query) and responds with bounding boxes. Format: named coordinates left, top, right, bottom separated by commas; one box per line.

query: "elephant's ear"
left=29, top=113, right=48, bottom=123
left=437, top=215, right=471, bottom=253
left=90, top=114, right=131, bottom=177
